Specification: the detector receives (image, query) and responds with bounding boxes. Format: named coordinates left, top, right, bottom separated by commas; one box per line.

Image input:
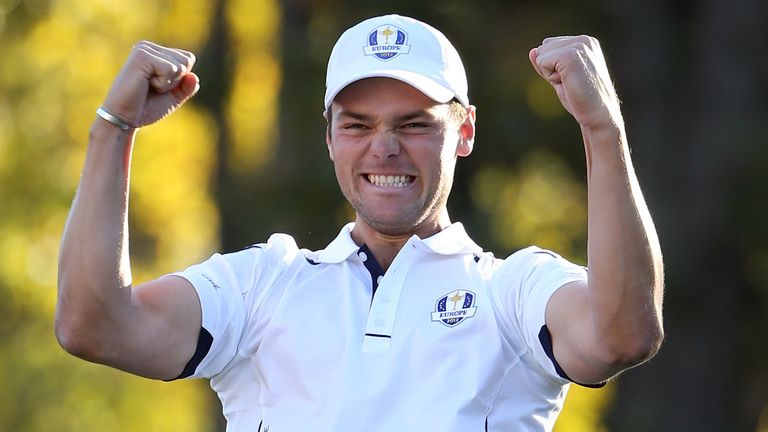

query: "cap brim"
left=325, top=68, right=459, bottom=109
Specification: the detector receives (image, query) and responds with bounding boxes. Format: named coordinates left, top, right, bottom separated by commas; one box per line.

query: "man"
left=56, top=14, right=664, bottom=431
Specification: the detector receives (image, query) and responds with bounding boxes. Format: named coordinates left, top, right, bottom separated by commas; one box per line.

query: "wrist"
left=88, top=117, right=137, bottom=156
left=95, top=107, right=137, bottom=131
left=581, top=110, right=626, bottom=143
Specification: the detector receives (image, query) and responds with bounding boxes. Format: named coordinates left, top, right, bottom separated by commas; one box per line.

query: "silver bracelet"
left=95, top=107, right=134, bottom=131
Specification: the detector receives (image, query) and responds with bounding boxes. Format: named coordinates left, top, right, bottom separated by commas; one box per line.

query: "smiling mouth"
left=366, top=174, right=415, bottom=188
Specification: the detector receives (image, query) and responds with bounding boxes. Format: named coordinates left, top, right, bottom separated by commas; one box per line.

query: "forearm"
left=56, top=120, right=138, bottom=359
left=583, top=122, right=664, bottom=363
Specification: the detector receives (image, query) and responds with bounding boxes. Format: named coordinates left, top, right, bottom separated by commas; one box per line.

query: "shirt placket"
left=361, top=239, right=419, bottom=353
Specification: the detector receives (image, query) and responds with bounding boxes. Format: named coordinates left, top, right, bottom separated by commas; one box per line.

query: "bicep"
left=545, top=280, right=613, bottom=384
left=117, top=275, right=202, bottom=380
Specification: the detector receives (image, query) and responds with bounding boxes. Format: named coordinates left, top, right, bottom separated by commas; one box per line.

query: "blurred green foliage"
left=2, top=0, right=767, bottom=431
left=0, top=0, right=228, bottom=430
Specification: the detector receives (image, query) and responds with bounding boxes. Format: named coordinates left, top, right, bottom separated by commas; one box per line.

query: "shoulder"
left=175, top=233, right=306, bottom=298
left=242, top=232, right=301, bottom=257
left=494, top=246, right=584, bottom=281
left=223, top=232, right=304, bottom=271
left=486, top=246, right=586, bottom=317
left=446, top=242, right=573, bottom=282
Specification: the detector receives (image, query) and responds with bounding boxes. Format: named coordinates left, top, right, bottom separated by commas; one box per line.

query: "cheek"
left=332, top=153, right=356, bottom=187
left=436, top=146, right=459, bottom=182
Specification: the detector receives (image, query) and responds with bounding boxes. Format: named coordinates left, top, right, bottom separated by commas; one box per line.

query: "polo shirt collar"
left=418, top=222, right=483, bottom=256
left=315, top=222, right=482, bottom=264
left=315, top=223, right=360, bottom=264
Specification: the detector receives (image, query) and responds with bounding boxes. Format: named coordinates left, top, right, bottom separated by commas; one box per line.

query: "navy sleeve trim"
left=167, top=327, right=214, bottom=381
left=538, top=325, right=605, bottom=388
left=533, top=250, right=559, bottom=259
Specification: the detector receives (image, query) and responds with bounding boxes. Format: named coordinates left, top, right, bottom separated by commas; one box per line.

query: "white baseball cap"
left=324, top=14, right=469, bottom=109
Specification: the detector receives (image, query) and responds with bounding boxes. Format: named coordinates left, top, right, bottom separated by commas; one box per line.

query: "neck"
left=350, top=211, right=451, bottom=270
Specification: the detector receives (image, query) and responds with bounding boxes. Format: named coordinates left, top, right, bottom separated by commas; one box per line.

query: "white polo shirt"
left=172, top=222, right=588, bottom=431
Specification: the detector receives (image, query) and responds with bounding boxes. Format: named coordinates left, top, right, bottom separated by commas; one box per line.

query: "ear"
left=324, top=109, right=334, bottom=161
left=456, top=105, right=476, bottom=158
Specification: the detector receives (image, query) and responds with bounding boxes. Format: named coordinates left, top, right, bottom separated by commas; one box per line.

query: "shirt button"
left=375, top=319, right=385, bottom=327
left=359, top=251, right=367, bottom=262
left=376, top=275, right=383, bottom=285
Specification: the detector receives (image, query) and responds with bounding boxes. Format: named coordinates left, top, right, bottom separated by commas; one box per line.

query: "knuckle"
left=134, top=40, right=151, bottom=50
left=567, top=51, right=581, bottom=65
left=573, top=36, right=589, bottom=48
left=180, top=51, right=196, bottom=67
left=173, top=49, right=196, bottom=69
left=579, top=35, right=600, bottom=50
left=132, top=47, right=152, bottom=62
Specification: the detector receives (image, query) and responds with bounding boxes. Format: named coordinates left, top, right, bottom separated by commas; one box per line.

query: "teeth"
left=367, top=174, right=413, bottom=187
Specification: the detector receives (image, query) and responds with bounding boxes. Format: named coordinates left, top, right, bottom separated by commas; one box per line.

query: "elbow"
left=54, top=298, right=113, bottom=364
left=55, top=273, right=112, bottom=363
left=55, top=316, right=120, bottom=366
left=55, top=284, right=88, bottom=359
left=625, top=326, right=664, bottom=366
left=54, top=313, right=98, bottom=361
left=54, top=324, right=82, bottom=357
left=601, top=322, right=665, bottom=373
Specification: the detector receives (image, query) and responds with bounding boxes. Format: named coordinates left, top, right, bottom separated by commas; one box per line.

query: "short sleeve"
left=170, top=233, right=299, bottom=379
left=491, top=246, right=587, bottom=382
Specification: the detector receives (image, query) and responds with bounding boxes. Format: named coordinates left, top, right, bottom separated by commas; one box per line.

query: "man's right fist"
left=100, top=41, right=199, bottom=129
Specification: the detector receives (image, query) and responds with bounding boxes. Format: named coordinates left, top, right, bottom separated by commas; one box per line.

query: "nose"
left=370, top=130, right=400, bottom=159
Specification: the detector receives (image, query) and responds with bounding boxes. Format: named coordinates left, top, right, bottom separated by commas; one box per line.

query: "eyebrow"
left=336, top=110, right=373, bottom=122
left=336, top=109, right=436, bottom=123
left=394, top=110, right=435, bottom=123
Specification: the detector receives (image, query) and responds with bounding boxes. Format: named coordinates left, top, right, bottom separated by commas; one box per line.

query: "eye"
left=343, top=123, right=368, bottom=130
left=400, top=122, right=436, bottom=134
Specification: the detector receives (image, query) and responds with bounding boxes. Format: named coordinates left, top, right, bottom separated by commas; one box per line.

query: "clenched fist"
left=529, top=36, right=622, bottom=130
left=101, top=41, right=200, bottom=129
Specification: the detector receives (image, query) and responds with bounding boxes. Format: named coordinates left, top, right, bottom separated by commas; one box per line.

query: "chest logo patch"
left=431, top=290, right=477, bottom=327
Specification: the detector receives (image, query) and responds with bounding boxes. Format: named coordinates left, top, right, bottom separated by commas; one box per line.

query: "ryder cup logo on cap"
left=364, top=25, right=411, bottom=60
left=324, top=14, right=469, bottom=109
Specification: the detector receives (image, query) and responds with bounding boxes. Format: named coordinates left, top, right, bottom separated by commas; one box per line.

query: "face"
left=326, top=78, right=476, bottom=238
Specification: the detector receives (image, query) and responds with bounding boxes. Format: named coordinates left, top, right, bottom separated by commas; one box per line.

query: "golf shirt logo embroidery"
left=431, top=289, right=478, bottom=327
left=364, top=24, right=411, bottom=61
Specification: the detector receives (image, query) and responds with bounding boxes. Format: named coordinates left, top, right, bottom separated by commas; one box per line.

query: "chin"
left=361, top=212, right=436, bottom=237
left=368, top=223, right=415, bottom=237
left=354, top=200, right=445, bottom=238
left=356, top=212, right=413, bottom=234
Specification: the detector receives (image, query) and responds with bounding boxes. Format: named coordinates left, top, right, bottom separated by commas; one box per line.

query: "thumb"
left=529, top=47, right=561, bottom=85
left=171, top=72, right=200, bottom=103
left=528, top=48, right=543, bottom=78
left=138, top=72, right=201, bottom=126
left=528, top=48, right=538, bottom=70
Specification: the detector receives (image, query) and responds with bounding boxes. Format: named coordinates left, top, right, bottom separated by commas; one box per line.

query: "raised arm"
left=529, top=36, right=664, bottom=384
left=56, top=42, right=203, bottom=380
